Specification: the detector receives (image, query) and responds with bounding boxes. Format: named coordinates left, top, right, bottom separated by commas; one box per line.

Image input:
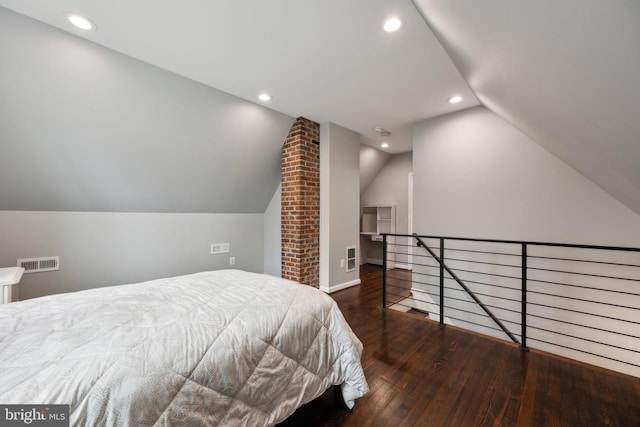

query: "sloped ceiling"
left=0, top=8, right=293, bottom=213
left=413, top=0, right=640, bottom=215
left=0, top=0, right=478, bottom=155
left=2, top=1, right=639, bottom=216
left=0, top=0, right=479, bottom=214
left=360, top=145, right=391, bottom=195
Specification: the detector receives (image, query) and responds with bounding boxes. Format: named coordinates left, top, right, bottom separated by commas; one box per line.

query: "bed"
left=0, top=269, right=369, bottom=426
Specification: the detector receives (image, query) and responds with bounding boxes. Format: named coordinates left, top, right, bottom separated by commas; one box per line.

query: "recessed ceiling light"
left=258, top=93, right=272, bottom=102
left=65, top=13, right=97, bottom=31
left=381, top=142, right=389, bottom=148
left=383, top=17, right=402, bottom=33
left=448, top=95, right=463, bottom=104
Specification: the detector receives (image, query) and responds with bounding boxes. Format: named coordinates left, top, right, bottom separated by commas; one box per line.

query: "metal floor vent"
left=18, top=256, right=60, bottom=273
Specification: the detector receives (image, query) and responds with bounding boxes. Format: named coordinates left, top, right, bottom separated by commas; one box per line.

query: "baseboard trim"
left=395, top=263, right=412, bottom=270
left=320, top=278, right=361, bottom=294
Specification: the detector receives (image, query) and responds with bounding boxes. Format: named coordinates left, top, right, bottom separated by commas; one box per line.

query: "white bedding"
left=0, top=269, right=368, bottom=426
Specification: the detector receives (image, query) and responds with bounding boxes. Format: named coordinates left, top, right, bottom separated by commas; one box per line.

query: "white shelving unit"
left=360, top=206, right=395, bottom=267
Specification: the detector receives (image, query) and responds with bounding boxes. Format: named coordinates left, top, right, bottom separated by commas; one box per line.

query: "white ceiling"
left=0, top=0, right=478, bottom=154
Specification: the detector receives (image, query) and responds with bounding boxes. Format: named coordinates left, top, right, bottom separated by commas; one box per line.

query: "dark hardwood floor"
left=279, top=264, right=640, bottom=427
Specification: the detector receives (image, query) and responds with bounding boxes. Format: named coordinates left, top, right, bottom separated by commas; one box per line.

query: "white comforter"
left=0, top=270, right=368, bottom=426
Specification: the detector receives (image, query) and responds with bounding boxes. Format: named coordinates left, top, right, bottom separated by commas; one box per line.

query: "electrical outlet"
left=229, top=256, right=236, bottom=265
left=340, top=259, right=345, bottom=268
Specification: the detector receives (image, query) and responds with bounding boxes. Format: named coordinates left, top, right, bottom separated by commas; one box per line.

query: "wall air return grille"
left=210, top=243, right=230, bottom=255
left=17, top=256, right=60, bottom=273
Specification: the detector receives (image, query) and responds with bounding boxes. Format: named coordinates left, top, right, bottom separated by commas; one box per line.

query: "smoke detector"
left=373, top=127, right=391, bottom=137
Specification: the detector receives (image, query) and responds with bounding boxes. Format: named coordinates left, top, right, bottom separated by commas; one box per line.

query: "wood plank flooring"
left=279, top=264, right=640, bottom=427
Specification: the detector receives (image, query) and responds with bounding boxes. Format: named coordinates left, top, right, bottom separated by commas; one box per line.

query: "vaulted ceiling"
left=413, top=0, right=640, bottom=215
left=0, top=0, right=477, bottom=154
left=1, top=0, right=639, bottom=215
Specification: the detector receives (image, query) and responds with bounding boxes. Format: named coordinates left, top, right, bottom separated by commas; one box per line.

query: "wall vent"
left=17, top=256, right=60, bottom=273
left=346, top=246, right=356, bottom=272
left=210, top=243, right=230, bottom=255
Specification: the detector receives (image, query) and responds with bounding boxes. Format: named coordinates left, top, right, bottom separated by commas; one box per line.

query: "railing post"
left=521, top=243, right=529, bottom=351
left=439, top=238, right=445, bottom=327
left=382, top=234, right=387, bottom=309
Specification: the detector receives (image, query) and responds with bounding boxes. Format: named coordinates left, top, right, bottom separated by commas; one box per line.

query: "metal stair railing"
left=380, top=232, right=640, bottom=378
left=412, top=234, right=519, bottom=344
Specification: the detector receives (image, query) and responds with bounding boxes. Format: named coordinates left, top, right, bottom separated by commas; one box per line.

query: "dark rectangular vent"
left=17, top=256, right=60, bottom=273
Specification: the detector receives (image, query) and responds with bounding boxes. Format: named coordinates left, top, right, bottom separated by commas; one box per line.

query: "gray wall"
left=413, top=106, right=640, bottom=246
left=320, top=123, right=361, bottom=292
left=412, top=106, right=640, bottom=377
left=0, top=211, right=263, bottom=300
left=0, top=8, right=289, bottom=300
left=263, top=184, right=281, bottom=277
left=0, top=7, right=293, bottom=213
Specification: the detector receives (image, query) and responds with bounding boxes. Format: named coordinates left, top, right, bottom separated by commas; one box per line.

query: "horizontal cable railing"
left=381, top=233, right=640, bottom=378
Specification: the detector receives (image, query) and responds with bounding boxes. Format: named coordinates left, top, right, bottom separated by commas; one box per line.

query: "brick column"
left=281, top=117, right=320, bottom=287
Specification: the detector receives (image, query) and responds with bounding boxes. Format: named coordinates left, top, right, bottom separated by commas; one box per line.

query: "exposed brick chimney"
left=281, top=117, right=320, bottom=287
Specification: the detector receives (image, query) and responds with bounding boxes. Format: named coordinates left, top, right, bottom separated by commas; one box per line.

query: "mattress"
left=0, top=269, right=368, bottom=426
